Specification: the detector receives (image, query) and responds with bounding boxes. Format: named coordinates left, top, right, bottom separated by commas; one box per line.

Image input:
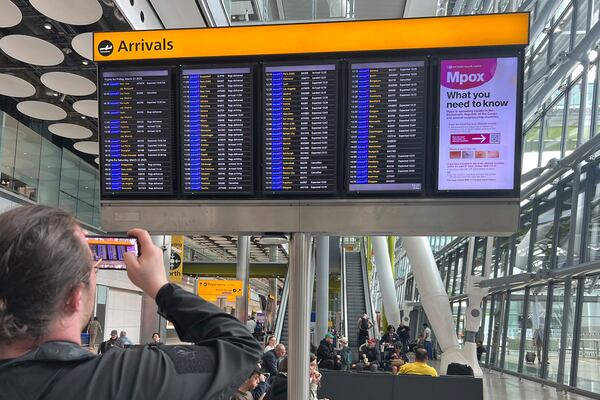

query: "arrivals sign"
left=437, top=57, right=519, bottom=191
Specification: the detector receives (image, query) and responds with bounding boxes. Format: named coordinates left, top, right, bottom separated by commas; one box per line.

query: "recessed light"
left=82, top=59, right=89, bottom=66
left=81, top=115, right=86, bottom=119
left=43, top=22, right=52, bottom=30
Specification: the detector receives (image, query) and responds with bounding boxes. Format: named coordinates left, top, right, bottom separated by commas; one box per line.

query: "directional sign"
left=197, top=280, right=243, bottom=300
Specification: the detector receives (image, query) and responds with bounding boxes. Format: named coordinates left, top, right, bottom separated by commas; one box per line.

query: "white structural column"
left=402, top=236, right=471, bottom=375
left=288, top=233, right=312, bottom=400
left=140, top=236, right=171, bottom=342
left=236, top=235, right=250, bottom=322
left=372, top=236, right=401, bottom=328
left=315, top=236, right=330, bottom=343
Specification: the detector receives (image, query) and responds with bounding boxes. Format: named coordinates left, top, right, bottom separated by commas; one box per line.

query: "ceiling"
left=0, top=0, right=131, bottom=165
left=190, top=235, right=288, bottom=263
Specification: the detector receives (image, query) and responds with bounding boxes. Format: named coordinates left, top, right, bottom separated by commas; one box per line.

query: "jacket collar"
left=1, top=341, right=95, bottom=367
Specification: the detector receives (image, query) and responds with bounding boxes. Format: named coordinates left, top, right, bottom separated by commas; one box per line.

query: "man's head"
left=309, top=353, right=318, bottom=374
left=0, top=206, right=94, bottom=351
left=362, top=313, right=368, bottom=319
left=94, top=317, right=98, bottom=321
left=120, top=331, right=127, bottom=338
left=339, top=337, right=348, bottom=347
left=110, top=330, right=118, bottom=340
left=415, top=347, right=428, bottom=362
left=274, top=343, right=286, bottom=357
left=152, top=332, right=161, bottom=343
left=367, top=338, right=376, bottom=348
left=387, top=325, right=395, bottom=333
left=239, top=366, right=261, bottom=392
left=324, top=333, right=334, bottom=344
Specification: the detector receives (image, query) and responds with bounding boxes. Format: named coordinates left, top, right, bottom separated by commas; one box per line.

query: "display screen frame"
left=86, top=235, right=140, bottom=270
left=344, top=57, right=429, bottom=197
left=179, top=63, right=256, bottom=197
left=98, top=65, right=178, bottom=199
left=431, top=49, right=524, bottom=198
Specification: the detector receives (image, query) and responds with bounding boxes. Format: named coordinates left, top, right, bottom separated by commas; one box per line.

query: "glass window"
left=551, top=7, right=573, bottom=67
left=556, top=182, right=573, bottom=268
left=586, top=164, right=600, bottom=261
left=452, top=301, right=459, bottom=335
left=576, top=275, right=600, bottom=393
left=546, top=281, right=577, bottom=383
left=37, top=138, right=61, bottom=207
left=495, top=237, right=511, bottom=278
left=77, top=162, right=96, bottom=206
left=523, top=120, right=541, bottom=174
left=13, top=122, right=41, bottom=201
left=565, top=79, right=582, bottom=156
left=490, top=293, right=507, bottom=368
left=514, top=206, right=534, bottom=273
left=504, top=289, right=525, bottom=373
left=541, top=97, right=565, bottom=166
left=523, top=286, right=548, bottom=378
left=574, top=0, right=589, bottom=48
left=0, top=112, right=17, bottom=191
left=59, top=191, right=77, bottom=216
left=458, top=299, right=467, bottom=346
left=593, top=0, right=600, bottom=27
left=60, top=149, right=80, bottom=198
left=531, top=193, right=556, bottom=271
left=472, top=238, right=485, bottom=276
left=531, top=39, right=549, bottom=78
left=582, top=65, right=596, bottom=142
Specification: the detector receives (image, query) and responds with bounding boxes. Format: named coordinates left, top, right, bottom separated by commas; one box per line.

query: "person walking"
left=422, top=323, right=433, bottom=360
left=87, top=317, right=102, bottom=350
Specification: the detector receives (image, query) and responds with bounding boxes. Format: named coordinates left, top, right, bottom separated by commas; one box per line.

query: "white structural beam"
left=315, top=236, right=330, bottom=344
left=372, top=237, right=401, bottom=328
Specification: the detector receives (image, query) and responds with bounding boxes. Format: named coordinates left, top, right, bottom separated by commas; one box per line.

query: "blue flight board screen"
left=181, top=67, right=254, bottom=195
left=348, top=60, right=426, bottom=192
left=99, top=69, right=174, bottom=196
left=263, top=64, right=338, bottom=194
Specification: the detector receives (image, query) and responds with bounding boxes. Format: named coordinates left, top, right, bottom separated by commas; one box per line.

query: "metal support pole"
left=567, top=165, right=581, bottom=266
left=140, top=235, right=170, bottom=343
left=316, top=236, right=330, bottom=344
left=288, top=233, right=312, bottom=400
left=557, top=278, right=573, bottom=387
left=236, top=235, right=250, bottom=323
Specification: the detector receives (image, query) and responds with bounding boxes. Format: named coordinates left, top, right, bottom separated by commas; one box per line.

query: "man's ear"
left=65, top=285, right=84, bottom=314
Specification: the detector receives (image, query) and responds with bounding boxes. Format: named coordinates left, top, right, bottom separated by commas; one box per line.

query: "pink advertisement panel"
left=438, top=57, right=518, bottom=191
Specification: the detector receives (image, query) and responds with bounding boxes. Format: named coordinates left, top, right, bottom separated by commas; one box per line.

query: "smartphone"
left=86, top=236, right=140, bottom=270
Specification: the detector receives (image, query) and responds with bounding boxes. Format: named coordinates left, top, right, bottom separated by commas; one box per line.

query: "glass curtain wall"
left=0, top=111, right=100, bottom=226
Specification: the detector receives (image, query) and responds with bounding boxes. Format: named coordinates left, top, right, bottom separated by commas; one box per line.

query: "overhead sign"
left=93, top=13, right=529, bottom=61
left=169, top=235, right=184, bottom=283
left=197, top=279, right=243, bottom=301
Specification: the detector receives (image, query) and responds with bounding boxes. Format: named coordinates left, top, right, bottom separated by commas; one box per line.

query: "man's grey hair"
left=0, top=206, right=91, bottom=346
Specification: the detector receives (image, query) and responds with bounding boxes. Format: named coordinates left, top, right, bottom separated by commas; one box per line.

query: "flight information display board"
left=263, top=64, right=338, bottom=194
left=99, top=69, right=174, bottom=196
left=181, top=66, right=254, bottom=195
left=347, top=60, right=426, bottom=193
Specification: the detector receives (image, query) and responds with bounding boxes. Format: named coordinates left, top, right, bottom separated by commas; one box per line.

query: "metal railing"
left=341, top=246, right=349, bottom=340
left=274, top=267, right=290, bottom=343
left=360, top=239, right=379, bottom=340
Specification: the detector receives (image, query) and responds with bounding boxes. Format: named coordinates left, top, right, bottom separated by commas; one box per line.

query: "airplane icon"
left=100, top=44, right=113, bottom=52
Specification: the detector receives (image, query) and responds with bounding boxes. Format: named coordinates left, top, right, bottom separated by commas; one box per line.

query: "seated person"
left=316, top=333, right=341, bottom=370
left=338, top=337, right=352, bottom=371
left=356, top=338, right=380, bottom=372
left=262, top=344, right=286, bottom=376
left=383, top=345, right=408, bottom=374
left=476, top=340, right=486, bottom=361
left=264, top=357, right=288, bottom=400
left=147, top=332, right=163, bottom=347
left=232, top=366, right=263, bottom=400
left=397, top=347, right=438, bottom=377
left=381, top=325, right=400, bottom=348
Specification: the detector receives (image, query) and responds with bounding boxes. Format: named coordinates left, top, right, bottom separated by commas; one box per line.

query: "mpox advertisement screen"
left=437, top=57, right=518, bottom=191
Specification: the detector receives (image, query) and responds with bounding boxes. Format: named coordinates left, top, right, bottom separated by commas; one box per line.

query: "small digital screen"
left=87, top=237, right=139, bottom=270
left=181, top=66, right=254, bottom=195
left=347, top=61, right=426, bottom=193
left=437, top=57, right=518, bottom=191
left=99, top=69, right=175, bottom=196
left=263, top=64, right=338, bottom=194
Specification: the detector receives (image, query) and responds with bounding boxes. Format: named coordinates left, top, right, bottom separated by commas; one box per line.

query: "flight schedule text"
left=100, top=69, right=174, bottom=195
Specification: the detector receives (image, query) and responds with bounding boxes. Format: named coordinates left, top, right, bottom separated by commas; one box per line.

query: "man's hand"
left=124, top=229, right=168, bottom=299
left=310, top=370, right=321, bottom=384
left=259, top=374, right=267, bottom=383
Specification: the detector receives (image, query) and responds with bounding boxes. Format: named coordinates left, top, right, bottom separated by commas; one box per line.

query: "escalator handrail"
left=360, top=239, right=379, bottom=340
left=274, top=268, right=290, bottom=343
left=341, top=246, right=349, bottom=340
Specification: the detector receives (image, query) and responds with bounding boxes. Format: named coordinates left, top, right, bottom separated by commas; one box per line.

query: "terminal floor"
left=481, top=369, right=594, bottom=400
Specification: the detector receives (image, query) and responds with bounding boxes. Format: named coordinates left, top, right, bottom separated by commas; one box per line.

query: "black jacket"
left=261, top=349, right=279, bottom=376
left=98, top=337, right=119, bottom=354
left=316, top=339, right=336, bottom=363
left=0, top=284, right=262, bottom=400
left=381, top=332, right=400, bottom=345
left=360, top=346, right=380, bottom=364
left=264, top=373, right=287, bottom=400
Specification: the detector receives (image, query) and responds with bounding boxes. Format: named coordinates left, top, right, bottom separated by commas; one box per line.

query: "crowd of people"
left=86, top=317, right=163, bottom=353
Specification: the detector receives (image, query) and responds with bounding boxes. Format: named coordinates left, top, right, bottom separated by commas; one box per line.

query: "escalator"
left=344, top=251, right=371, bottom=353
left=279, top=304, right=289, bottom=346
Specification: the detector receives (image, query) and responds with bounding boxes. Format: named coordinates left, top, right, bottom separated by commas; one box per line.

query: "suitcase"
left=525, top=351, right=536, bottom=363
left=446, top=362, right=474, bottom=376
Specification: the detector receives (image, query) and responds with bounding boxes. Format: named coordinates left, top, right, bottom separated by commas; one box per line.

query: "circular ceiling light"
left=71, top=32, right=93, bottom=60
left=41, top=72, right=96, bottom=96
left=0, top=35, right=64, bottom=66
left=0, top=0, right=22, bottom=28
left=17, top=101, right=66, bottom=121
left=94, top=157, right=100, bottom=165
left=0, top=74, right=35, bottom=98
left=73, top=140, right=99, bottom=155
left=73, top=99, right=98, bottom=118
left=30, top=0, right=103, bottom=26
left=48, top=123, right=93, bottom=139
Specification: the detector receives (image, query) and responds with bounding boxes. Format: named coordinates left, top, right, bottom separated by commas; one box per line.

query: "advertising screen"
left=437, top=57, right=518, bottom=192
